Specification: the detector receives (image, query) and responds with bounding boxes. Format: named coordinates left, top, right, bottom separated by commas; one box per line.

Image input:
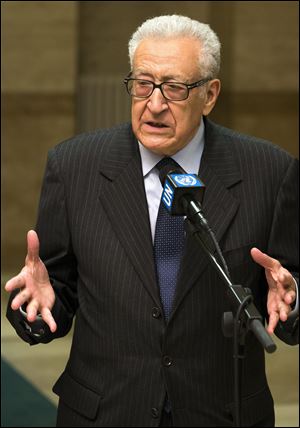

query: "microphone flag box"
left=162, top=173, right=205, bottom=215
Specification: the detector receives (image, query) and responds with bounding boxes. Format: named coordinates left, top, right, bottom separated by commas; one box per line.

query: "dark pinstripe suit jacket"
left=7, top=118, right=299, bottom=427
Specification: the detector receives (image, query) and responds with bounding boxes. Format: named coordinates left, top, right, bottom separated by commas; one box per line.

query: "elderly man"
left=5, top=15, right=298, bottom=427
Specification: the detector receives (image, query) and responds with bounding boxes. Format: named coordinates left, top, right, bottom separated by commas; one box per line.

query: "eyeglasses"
left=123, top=77, right=211, bottom=101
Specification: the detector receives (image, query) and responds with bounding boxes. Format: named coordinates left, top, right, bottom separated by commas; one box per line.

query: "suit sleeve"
left=267, top=156, right=299, bottom=345
left=6, top=148, right=79, bottom=345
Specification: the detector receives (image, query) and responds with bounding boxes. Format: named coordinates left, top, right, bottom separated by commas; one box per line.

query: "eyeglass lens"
left=127, top=80, right=188, bottom=100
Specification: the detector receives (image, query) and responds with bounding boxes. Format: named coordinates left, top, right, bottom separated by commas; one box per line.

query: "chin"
left=141, top=139, right=178, bottom=156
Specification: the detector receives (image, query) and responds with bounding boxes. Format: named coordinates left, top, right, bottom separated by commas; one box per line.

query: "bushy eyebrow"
left=133, top=69, right=185, bottom=82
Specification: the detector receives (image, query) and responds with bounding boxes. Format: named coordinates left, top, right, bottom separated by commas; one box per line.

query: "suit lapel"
left=172, top=119, right=242, bottom=317
left=98, top=120, right=243, bottom=317
left=98, top=125, right=161, bottom=308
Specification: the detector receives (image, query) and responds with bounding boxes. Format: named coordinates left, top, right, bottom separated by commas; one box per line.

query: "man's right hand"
left=5, top=230, right=57, bottom=333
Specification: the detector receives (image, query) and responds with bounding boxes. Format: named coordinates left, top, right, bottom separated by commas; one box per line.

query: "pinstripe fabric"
left=6, top=119, right=298, bottom=427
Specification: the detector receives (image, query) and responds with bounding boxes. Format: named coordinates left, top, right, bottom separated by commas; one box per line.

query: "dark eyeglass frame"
left=123, top=76, right=211, bottom=101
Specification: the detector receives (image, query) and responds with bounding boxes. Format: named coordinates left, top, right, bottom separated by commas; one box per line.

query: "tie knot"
left=156, top=157, right=180, bottom=171
left=155, top=157, right=182, bottom=188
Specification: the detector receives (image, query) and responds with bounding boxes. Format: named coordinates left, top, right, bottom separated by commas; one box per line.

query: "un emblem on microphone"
left=174, top=174, right=197, bottom=186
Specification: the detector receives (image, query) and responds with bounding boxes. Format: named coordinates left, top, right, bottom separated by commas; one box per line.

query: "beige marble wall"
left=79, top=1, right=210, bottom=75
left=232, top=1, right=298, bottom=92
left=3, top=1, right=77, bottom=93
left=2, top=1, right=78, bottom=272
left=230, top=1, right=299, bottom=157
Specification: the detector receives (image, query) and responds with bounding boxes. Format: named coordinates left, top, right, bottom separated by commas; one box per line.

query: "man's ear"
left=202, top=79, right=221, bottom=116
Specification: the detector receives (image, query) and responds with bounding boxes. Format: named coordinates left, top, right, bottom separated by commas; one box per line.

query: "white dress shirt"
left=138, top=117, right=205, bottom=243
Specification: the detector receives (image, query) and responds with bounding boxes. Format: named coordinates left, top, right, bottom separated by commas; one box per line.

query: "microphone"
left=158, top=159, right=229, bottom=276
left=158, top=161, right=209, bottom=232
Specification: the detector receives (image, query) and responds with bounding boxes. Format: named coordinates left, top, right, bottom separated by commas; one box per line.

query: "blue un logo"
left=174, top=174, right=197, bottom=186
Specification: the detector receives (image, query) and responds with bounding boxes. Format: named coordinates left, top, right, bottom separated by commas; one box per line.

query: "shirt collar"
left=138, top=117, right=205, bottom=177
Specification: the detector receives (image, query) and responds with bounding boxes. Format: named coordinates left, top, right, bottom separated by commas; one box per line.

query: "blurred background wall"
left=2, top=1, right=298, bottom=273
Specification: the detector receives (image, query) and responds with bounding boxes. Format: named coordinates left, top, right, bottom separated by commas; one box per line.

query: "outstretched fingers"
left=250, top=247, right=280, bottom=272
left=267, top=311, right=280, bottom=334
left=26, top=230, right=40, bottom=263
left=5, top=272, right=27, bottom=293
left=10, top=287, right=30, bottom=310
left=251, top=247, right=297, bottom=333
left=40, top=307, right=57, bottom=332
left=25, top=299, right=40, bottom=322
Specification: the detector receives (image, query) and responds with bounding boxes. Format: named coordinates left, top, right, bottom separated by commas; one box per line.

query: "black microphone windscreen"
left=157, top=159, right=186, bottom=186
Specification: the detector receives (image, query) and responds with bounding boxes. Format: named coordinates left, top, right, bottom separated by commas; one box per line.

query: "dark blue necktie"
left=154, top=158, right=185, bottom=321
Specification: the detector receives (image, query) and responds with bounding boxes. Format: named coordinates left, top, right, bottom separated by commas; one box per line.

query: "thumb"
left=250, top=247, right=279, bottom=271
left=27, top=230, right=40, bottom=262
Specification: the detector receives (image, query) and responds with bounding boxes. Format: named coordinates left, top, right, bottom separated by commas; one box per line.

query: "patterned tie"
left=154, top=158, right=185, bottom=321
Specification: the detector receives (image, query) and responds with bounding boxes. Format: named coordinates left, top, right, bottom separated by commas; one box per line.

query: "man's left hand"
left=251, top=247, right=297, bottom=335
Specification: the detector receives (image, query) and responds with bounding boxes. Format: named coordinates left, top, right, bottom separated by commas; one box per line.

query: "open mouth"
left=146, top=121, right=168, bottom=128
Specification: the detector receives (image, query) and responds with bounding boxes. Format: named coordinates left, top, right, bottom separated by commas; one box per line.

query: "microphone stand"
left=184, top=219, right=276, bottom=427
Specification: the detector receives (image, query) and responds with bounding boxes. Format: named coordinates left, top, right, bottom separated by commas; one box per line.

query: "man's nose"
left=147, top=87, right=168, bottom=113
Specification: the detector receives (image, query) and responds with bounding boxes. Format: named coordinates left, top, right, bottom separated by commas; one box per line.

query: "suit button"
left=162, top=355, right=173, bottom=367
left=151, top=307, right=161, bottom=318
left=151, top=407, right=159, bottom=418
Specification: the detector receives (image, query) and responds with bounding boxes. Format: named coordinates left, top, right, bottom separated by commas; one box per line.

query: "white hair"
left=128, top=15, right=221, bottom=78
